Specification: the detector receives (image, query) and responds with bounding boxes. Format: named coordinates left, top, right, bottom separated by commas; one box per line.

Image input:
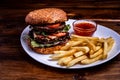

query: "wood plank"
left=0, top=1, right=120, bottom=80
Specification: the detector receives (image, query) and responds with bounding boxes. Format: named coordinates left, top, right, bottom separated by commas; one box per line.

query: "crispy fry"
left=102, top=39, right=108, bottom=59
left=74, top=51, right=85, bottom=57
left=60, top=41, right=74, bottom=50
left=97, top=42, right=102, bottom=45
left=85, top=39, right=96, bottom=51
left=106, top=37, right=113, bottom=43
left=58, top=56, right=74, bottom=65
left=71, top=46, right=90, bottom=53
left=89, top=49, right=94, bottom=55
left=71, top=40, right=84, bottom=46
left=61, top=40, right=84, bottom=50
left=95, top=46, right=102, bottom=51
left=51, top=49, right=76, bottom=59
left=89, top=46, right=101, bottom=55
left=71, top=34, right=99, bottom=40
left=67, top=55, right=87, bottom=67
left=90, top=48, right=103, bottom=58
left=107, top=40, right=114, bottom=52
left=58, top=57, right=67, bottom=65
left=54, top=51, right=66, bottom=54
left=81, top=54, right=102, bottom=64
left=107, top=37, right=115, bottom=52
left=60, top=44, right=71, bottom=50
left=62, top=56, right=74, bottom=65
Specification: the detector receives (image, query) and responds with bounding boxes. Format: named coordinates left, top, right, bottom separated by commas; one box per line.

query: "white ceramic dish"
left=20, top=19, right=120, bottom=69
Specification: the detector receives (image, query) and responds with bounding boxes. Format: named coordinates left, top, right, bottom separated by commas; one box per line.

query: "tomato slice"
left=48, top=23, right=60, bottom=28
left=53, top=32, right=66, bottom=37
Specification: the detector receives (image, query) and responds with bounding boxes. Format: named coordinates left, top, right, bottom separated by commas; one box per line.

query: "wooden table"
left=0, top=0, right=120, bottom=80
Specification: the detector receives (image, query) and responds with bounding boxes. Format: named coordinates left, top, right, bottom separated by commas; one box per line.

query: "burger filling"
left=28, top=23, right=70, bottom=48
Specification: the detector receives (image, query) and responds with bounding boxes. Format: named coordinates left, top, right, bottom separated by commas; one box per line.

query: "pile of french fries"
left=50, top=34, right=115, bottom=67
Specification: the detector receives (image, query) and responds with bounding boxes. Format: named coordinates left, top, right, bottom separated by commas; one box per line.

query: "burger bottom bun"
left=27, top=39, right=66, bottom=54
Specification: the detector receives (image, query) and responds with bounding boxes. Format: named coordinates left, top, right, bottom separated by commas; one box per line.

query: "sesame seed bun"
left=25, top=8, right=67, bottom=25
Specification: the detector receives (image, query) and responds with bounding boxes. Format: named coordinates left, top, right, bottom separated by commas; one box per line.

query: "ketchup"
left=73, top=20, right=97, bottom=36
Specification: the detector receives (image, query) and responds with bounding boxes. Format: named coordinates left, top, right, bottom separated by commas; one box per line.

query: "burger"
left=25, top=8, right=70, bottom=54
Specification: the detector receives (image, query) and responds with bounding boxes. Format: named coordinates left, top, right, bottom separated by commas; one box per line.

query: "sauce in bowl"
left=73, top=20, right=97, bottom=36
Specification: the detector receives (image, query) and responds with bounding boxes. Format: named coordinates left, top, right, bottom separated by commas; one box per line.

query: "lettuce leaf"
left=31, top=40, right=42, bottom=47
left=30, top=39, right=60, bottom=48
left=62, top=24, right=71, bottom=32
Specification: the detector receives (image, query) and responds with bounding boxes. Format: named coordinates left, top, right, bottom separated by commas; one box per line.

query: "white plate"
left=20, top=19, right=120, bottom=69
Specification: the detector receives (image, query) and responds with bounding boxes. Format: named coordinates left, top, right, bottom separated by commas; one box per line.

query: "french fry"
left=89, top=49, right=94, bottom=55
left=95, top=46, right=102, bottom=51
left=81, top=54, right=102, bottom=64
left=89, top=46, right=101, bottom=55
left=102, top=39, right=108, bottom=59
left=60, top=41, right=73, bottom=50
left=81, top=42, right=87, bottom=46
left=70, top=40, right=84, bottom=47
left=96, top=42, right=103, bottom=47
left=54, top=51, right=66, bottom=54
left=67, top=55, right=87, bottom=67
left=107, top=40, right=114, bottom=52
left=85, top=39, right=96, bottom=51
left=58, top=56, right=74, bottom=66
left=90, top=40, right=98, bottom=45
left=71, top=46, right=90, bottom=53
left=62, top=56, right=74, bottom=65
left=61, top=40, right=84, bottom=50
left=60, top=44, right=71, bottom=50
left=107, top=37, right=115, bottom=52
left=90, top=48, right=103, bottom=58
left=106, top=37, right=113, bottom=43
left=74, top=51, right=85, bottom=57
left=58, top=57, right=67, bottom=66
left=51, top=49, right=76, bottom=59
left=71, top=34, right=99, bottom=40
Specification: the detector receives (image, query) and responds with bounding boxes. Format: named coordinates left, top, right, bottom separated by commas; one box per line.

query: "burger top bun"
left=25, top=8, right=67, bottom=25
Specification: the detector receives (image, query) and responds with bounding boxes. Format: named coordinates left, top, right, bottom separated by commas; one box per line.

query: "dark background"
left=0, top=0, right=120, bottom=80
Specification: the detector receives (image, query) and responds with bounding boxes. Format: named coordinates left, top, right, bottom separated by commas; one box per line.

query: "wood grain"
left=0, top=0, right=120, bottom=80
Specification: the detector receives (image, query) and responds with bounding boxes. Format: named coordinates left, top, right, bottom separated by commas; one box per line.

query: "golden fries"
left=50, top=34, right=115, bottom=67
left=71, top=34, right=99, bottom=40
left=90, top=48, right=103, bottom=58
left=103, top=39, right=108, bottom=59
left=71, top=46, right=90, bottom=53
left=74, top=51, right=85, bottom=57
left=50, top=49, right=76, bottom=59
left=58, top=56, right=73, bottom=65
left=67, top=55, right=87, bottom=67
left=81, top=54, right=102, bottom=64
